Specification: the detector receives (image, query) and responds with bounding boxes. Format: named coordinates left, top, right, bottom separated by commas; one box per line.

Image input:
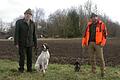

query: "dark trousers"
left=19, top=46, right=32, bottom=71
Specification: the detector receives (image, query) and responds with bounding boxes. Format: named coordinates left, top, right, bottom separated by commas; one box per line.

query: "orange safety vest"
left=82, top=20, right=107, bottom=47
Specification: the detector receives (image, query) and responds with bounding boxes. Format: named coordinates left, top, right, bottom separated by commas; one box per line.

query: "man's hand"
left=82, top=45, right=85, bottom=48
left=15, top=45, right=19, bottom=48
left=100, top=44, right=104, bottom=48
left=33, top=45, right=37, bottom=54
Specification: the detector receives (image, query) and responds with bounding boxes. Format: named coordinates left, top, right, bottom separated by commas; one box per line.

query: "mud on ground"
left=0, top=38, right=120, bottom=66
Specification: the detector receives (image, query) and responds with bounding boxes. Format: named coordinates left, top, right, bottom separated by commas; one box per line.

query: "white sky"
left=0, top=0, right=120, bottom=23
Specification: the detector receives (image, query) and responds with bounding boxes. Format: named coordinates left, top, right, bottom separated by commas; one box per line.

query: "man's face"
left=92, top=16, right=98, bottom=23
left=24, top=13, right=32, bottom=21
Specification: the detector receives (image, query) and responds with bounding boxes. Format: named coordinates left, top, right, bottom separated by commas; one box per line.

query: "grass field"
left=0, top=59, right=120, bottom=80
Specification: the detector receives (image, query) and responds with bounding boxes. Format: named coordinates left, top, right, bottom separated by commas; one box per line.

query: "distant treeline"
left=1, top=0, right=120, bottom=38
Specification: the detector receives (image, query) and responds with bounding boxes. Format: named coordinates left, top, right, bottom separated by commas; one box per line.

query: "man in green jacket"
left=14, top=8, right=37, bottom=73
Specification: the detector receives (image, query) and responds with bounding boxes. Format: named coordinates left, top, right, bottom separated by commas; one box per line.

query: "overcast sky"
left=0, top=0, right=120, bottom=23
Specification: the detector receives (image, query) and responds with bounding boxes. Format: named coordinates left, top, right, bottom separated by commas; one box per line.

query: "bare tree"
left=84, top=0, right=92, bottom=16
left=33, top=8, right=45, bottom=24
left=47, top=9, right=68, bottom=37
left=78, top=6, right=87, bottom=37
left=32, top=8, right=46, bottom=37
left=93, top=5, right=98, bottom=14
left=0, top=19, right=7, bottom=32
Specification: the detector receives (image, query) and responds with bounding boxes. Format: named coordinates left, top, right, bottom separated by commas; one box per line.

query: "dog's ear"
left=41, top=44, right=44, bottom=49
left=46, top=45, right=49, bottom=49
left=44, top=43, right=49, bottom=49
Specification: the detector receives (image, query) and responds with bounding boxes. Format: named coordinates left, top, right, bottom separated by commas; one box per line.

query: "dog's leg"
left=41, top=62, right=45, bottom=74
left=45, top=59, right=49, bottom=70
left=35, top=64, right=40, bottom=72
left=45, top=65, right=47, bottom=70
left=39, top=64, right=42, bottom=72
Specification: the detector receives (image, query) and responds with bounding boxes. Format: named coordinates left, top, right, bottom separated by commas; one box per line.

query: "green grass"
left=0, top=59, right=120, bottom=80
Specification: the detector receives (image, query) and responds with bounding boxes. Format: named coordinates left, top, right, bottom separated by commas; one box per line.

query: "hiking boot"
left=92, top=70, right=96, bottom=74
left=27, top=69, right=32, bottom=72
left=18, top=68, right=24, bottom=73
left=101, top=68, right=106, bottom=77
left=101, top=72, right=105, bottom=77
left=91, top=67, right=96, bottom=74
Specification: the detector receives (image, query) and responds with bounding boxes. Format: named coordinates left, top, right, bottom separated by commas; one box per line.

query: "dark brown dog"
left=74, top=60, right=80, bottom=72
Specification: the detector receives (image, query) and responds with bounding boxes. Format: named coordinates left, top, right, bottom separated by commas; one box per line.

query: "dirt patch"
left=0, top=38, right=120, bottom=66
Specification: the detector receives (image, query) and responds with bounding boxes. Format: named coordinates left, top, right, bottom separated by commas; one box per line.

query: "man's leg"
left=96, top=45, right=105, bottom=77
left=18, top=46, right=25, bottom=72
left=26, top=47, right=32, bottom=72
left=88, top=42, right=96, bottom=73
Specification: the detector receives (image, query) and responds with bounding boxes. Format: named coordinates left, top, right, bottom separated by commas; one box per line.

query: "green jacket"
left=14, top=19, right=37, bottom=47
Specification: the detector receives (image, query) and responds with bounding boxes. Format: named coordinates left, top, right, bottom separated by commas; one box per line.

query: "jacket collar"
left=88, top=19, right=102, bottom=26
left=23, top=18, right=34, bottom=23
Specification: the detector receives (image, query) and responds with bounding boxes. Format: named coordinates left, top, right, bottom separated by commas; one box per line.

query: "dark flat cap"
left=90, top=13, right=97, bottom=18
left=24, top=8, right=32, bottom=15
